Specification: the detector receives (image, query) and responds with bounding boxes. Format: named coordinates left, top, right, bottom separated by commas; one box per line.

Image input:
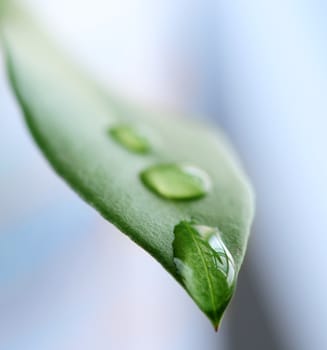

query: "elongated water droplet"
left=173, top=221, right=236, bottom=329
left=140, top=163, right=210, bottom=200
left=109, top=124, right=151, bottom=154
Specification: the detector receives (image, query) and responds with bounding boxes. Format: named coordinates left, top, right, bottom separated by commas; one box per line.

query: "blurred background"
left=1, top=0, right=327, bottom=349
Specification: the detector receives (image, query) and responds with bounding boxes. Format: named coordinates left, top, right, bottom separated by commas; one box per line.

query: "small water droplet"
left=140, top=163, right=211, bottom=200
left=109, top=124, right=151, bottom=154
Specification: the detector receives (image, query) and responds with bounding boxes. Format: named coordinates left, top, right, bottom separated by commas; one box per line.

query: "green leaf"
left=0, top=3, right=255, bottom=328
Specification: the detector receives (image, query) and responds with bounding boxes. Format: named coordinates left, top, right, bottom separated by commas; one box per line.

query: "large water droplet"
left=140, top=163, right=210, bottom=200
left=191, top=224, right=236, bottom=287
left=109, top=124, right=151, bottom=154
left=173, top=221, right=236, bottom=329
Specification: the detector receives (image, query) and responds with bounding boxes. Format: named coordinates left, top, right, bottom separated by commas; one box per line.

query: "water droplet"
left=173, top=221, right=235, bottom=329
left=191, top=224, right=236, bottom=287
left=140, top=163, right=210, bottom=200
left=109, top=124, right=151, bottom=154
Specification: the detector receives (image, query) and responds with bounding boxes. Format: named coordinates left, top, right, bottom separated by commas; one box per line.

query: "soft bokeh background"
left=1, top=1, right=327, bottom=349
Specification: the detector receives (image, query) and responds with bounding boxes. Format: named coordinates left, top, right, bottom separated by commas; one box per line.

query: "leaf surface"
left=0, top=3, right=255, bottom=328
